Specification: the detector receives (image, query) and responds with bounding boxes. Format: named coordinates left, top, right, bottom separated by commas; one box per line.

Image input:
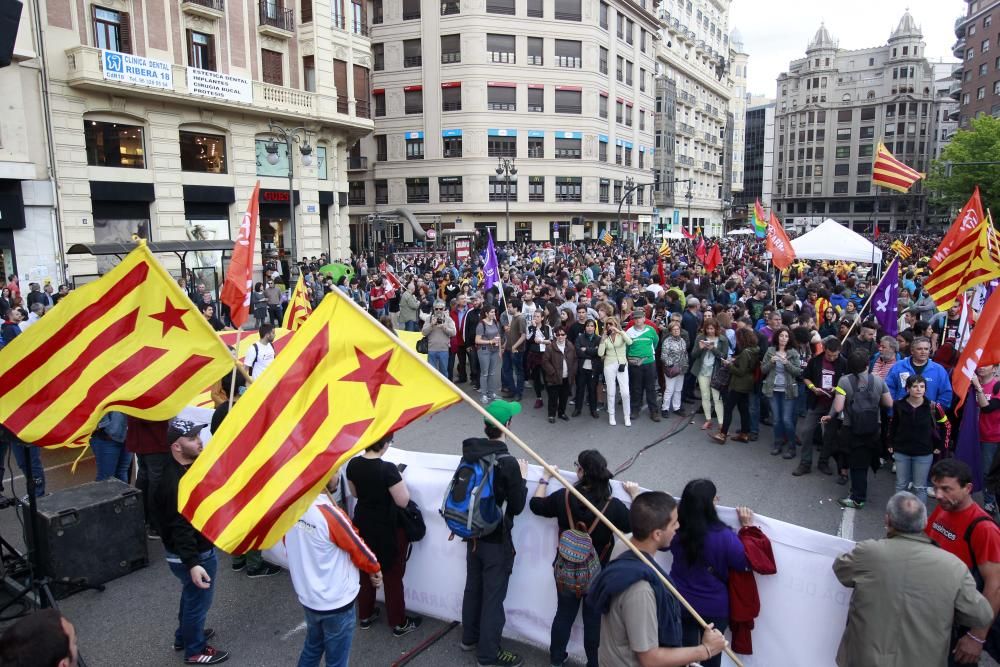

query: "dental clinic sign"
left=102, top=50, right=173, bottom=90
left=187, top=68, right=253, bottom=104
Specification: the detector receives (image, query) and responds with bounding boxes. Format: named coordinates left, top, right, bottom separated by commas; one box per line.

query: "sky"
left=729, top=0, right=967, bottom=96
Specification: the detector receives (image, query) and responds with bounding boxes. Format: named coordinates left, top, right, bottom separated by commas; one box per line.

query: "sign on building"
left=187, top=68, right=253, bottom=104
left=101, top=50, right=173, bottom=90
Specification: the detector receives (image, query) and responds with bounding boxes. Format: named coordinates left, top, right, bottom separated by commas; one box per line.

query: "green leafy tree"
left=926, top=115, right=1000, bottom=211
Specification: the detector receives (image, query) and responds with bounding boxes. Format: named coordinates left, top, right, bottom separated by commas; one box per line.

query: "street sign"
left=426, top=229, right=437, bottom=240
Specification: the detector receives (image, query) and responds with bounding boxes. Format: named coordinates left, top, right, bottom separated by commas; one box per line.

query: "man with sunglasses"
left=421, top=299, right=456, bottom=378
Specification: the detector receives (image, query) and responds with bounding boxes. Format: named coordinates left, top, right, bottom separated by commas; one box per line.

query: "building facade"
left=774, top=14, right=938, bottom=234
left=953, top=0, right=1000, bottom=127
left=733, top=96, right=775, bottom=224
left=727, top=33, right=747, bottom=201
left=349, top=0, right=658, bottom=248
left=38, top=0, right=373, bottom=283
left=934, top=60, right=961, bottom=159
left=653, top=0, right=732, bottom=237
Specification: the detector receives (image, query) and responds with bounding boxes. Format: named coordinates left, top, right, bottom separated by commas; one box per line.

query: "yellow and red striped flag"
left=890, top=239, right=913, bottom=259
left=872, top=142, right=925, bottom=193
left=658, top=240, right=671, bottom=258
left=178, top=287, right=462, bottom=554
left=281, top=275, right=312, bottom=331
left=0, top=242, right=233, bottom=447
left=923, top=213, right=1000, bottom=311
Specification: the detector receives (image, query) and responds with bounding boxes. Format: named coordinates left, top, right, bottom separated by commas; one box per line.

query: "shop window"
left=84, top=120, right=145, bottom=168
left=180, top=131, right=227, bottom=173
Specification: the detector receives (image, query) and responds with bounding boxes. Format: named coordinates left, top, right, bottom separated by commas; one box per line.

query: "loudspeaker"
left=0, top=0, right=23, bottom=69
left=31, top=479, right=148, bottom=597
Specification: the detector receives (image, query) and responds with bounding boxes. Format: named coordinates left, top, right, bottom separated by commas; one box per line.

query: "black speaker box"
left=30, top=479, right=148, bottom=596
left=0, top=0, right=23, bottom=69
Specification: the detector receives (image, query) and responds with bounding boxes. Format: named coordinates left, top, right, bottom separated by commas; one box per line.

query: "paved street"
left=0, top=386, right=906, bottom=666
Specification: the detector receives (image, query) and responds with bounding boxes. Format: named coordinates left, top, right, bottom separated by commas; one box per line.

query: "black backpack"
left=846, top=374, right=881, bottom=437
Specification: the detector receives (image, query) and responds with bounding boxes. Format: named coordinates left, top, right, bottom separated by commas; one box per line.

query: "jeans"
left=603, top=364, right=630, bottom=420
left=893, top=452, right=934, bottom=505
left=91, top=437, right=131, bottom=483
left=698, top=374, right=724, bottom=425
left=549, top=589, right=600, bottom=667
left=462, top=538, right=515, bottom=664
left=628, top=362, right=658, bottom=415
left=403, top=320, right=420, bottom=332
left=428, top=350, right=449, bottom=378
left=660, top=374, right=684, bottom=412
left=478, top=348, right=500, bottom=397
left=298, top=604, right=355, bottom=667
left=137, top=452, right=170, bottom=528
left=983, top=442, right=999, bottom=506
left=167, top=549, right=217, bottom=658
left=267, top=303, right=283, bottom=326
left=0, top=438, right=45, bottom=496
left=680, top=610, right=729, bottom=667
left=768, top=391, right=798, bottom=445
left=749, top=386, right=764, bottom=435
left=721, top=390, right=750, bottom=435
left=501, top=350, right=524, bottom=397
left=797, top=409, right=829, bottom=467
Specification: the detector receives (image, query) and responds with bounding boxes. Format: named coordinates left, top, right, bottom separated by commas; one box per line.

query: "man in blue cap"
left=460, top=400, right=528, bottom=667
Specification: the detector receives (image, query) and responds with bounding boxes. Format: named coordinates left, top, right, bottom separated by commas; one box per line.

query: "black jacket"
left=575, top=332, right=601, bottom=368
left=463, top=307, right=482, bottom=348
left=152, top=456, right=214, bottom=568
left=802, top=353, right=848, bottom=410
left=461, top=437, right=527, bottom=543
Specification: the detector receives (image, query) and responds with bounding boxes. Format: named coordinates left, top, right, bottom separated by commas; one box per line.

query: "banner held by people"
left=281, top=275, right=313, bottom=332
left=178, top=287, right=463, bottom=554
left=0, top=242, right=234, bottom=447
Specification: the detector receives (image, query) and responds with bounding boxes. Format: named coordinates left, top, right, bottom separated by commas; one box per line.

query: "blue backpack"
left=440, top=453, right=509, bottom=539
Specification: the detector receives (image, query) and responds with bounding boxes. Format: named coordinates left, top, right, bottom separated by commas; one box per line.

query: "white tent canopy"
left=727, top=228, right=755, bottom=236
left=790, top=219, right=883, bottom=263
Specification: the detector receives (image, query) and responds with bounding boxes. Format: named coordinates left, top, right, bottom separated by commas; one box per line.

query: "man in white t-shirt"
left=243, top=323, right=276, bottom=380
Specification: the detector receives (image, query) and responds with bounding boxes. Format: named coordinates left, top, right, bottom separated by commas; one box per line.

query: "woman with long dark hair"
left=711, top=327, right=759, bottom=444
left=530, top=450, right=639, bottom=667
left=250, top=281, right=267, bottom=327
left=670, top=479, right=754, bottom=667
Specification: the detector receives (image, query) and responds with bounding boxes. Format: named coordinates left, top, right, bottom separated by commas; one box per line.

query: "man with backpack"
left=243, top=323, right=276, bottom=380
left=444, top=400, right=528, bottom=667
left=926, top=459, right=1000, bottom=666
left=823, top=351, right=894, bottom=509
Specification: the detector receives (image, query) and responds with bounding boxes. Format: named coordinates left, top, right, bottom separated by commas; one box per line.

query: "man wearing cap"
left=460, top=400, right=529, bottom=667
left=625, top=309, right=661, bottom=422
left=152, top=418, right=230, bottom=665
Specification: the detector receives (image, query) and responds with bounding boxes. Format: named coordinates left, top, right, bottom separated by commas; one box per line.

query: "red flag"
left=874, top=225, right=880, bottom=240
left=953, top=287, right=1000, bottom=410
left=624, top=256, right=633, bottom=283
left=932, top=188, right=985, bottom=270
left=695, top=236, right=707, bottom=264
left=766, top=212, right=797, bottom=271
left=681, top=228, right=695, bottom=240
left=221, top=182, right=260, bottom=329
left=657, top=256, right=666, bottom=283
left=704, top=244, right=722, bottom=274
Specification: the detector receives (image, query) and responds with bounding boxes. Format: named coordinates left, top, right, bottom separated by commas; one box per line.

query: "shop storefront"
left=183, top=185, right=235, bottom=291
left=0, top=180, right=24, bottom=280
left=259, top=188, right=299, bottom=283
left=89, top=181, right=154, bottom=274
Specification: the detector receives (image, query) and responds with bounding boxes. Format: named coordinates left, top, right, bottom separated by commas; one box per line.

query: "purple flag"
left=872, top=257, right=899, bottom=336
left=483, top=229, right=500, bottom=291
left=955, top=391, right=983, bottom=492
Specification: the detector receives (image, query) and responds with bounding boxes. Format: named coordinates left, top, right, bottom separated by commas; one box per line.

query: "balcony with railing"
left=441, top=1, right=459, bottom=15
left=703, top=132, right=718, bottom=144
left=182, top=0, right=224, bottom=19
left=955, top=15, right=966, bottom=38
left=953, top=37, right=967, bottom=60
left=259, top=1, right=294, bottom=35
left=404, top=55, right=423, bottom=67
left=407, top=193, right=430, bottom=204
left=555, top=103, right=582, bottom=114
left=348, top=193, right=366, bottom=206
left=555, top=190, right=582, bottom=202
left=355, top=100, right=370, bottom=118
left=442, top=101, right=462, bottom=111
left=490, top=51, right=515, bottom=64
left=677, top=155, right=694, bottom=166
left=351, top=20, right=369, bottom=36
left=347, top=157, right=369, bottom=171
left=337, top=97, right=349, bottom=114
left=442, top=52, right=461, bottom=64
left=556, top=56, right=582, bottom=68
left=677, top=122, right=695, bottom=136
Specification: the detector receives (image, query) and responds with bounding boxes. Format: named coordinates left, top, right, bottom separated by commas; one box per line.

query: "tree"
left=925, top=115, right=1000, bottom=212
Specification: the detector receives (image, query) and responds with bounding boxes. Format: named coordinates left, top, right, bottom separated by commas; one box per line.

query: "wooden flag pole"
left=327, top=288, right=744, bottom=667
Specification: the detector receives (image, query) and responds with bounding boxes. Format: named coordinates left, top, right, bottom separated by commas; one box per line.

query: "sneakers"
left=184, top=645, right=230, bottom=664
left=460, top=641, right=477, bottom=652
left=147, top=526, right=161, bottom=541
left=246, top=564, right=282, bottom=578
left=392, top=616, right=423, bottom=637
left=479, top=648, right=524, bottom=667
left=230, top=560, right=245, bottom=573
left=359, top=608, right=381, bottom=630
left=838, top=498, right=865, bottom=509
left=480, top=394, right=491, bottom=405
left=175, top=629, right=215, bottom=651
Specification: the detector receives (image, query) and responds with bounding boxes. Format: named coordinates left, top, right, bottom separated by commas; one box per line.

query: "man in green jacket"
left=625, top=309, right=660, bottom=422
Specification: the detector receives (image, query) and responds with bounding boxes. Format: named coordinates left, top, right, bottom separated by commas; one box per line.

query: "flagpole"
left=325, top=287, right=745, bottom=667
left=227, top=328, right=245, bottom=410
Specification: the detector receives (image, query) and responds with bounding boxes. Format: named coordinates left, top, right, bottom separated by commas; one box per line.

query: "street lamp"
left=496, top=157, right=517, bottom=244
left=623, top=176, right=635, bottom=243
left=266, top=120, right=313, bottom=279
left=685, top=182, right=693, bottom=236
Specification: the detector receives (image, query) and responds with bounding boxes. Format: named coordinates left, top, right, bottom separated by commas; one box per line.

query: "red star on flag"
left=339, top=347, right=400, bottom=405
left=149, top=298, right=190, bottom=336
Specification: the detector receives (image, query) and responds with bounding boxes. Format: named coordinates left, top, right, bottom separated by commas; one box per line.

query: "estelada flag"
left=766, top=211, right=796, bottom=270
left=282, top=275, right=312, bottom=332
left=0, top=242, right=233, bottom=447
left=931, top=187, right=985, bottom=270
left=658, top=240, right=671, bottom=258
left=873, top=141, right=925, bottom=193
left=220, top=182, right=260, bottom=329
left=179, top=287, right=462, bottom=553
left=952, top=287, right=1000, bottom=410
left=923, top=213, right=1000, bottom=311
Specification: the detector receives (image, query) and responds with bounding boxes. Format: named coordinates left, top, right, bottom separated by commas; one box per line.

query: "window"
left=984, top=39, right=991, bottom=53
left=613, top=179, right=622, bottom=202
left=302, top=0, right=313, bottom=23
left=441, top=34, right=460, bottom=63
left=403, top=39, right=422, bottom=67
left=374, top=91, right=386, bottom=116
left=638, top=150, right=644, bottom=169
left=833, top=182, right=849, bottom=194
left=488, top=135, right=517, bottom=157
left=554, top=89, right=581, bottom=114
left=836, top=127, right=851, bottom=141
left=555, top=40, right=582, bottom=68
left=639, top=68, right=646, bottom=92
left=639, top=109, right=644, bottom=131
left=443, top=135, right=463, bottom=157
left=979, top=86, right=987, bottom=100
left=599, top=94, right=608, bottom=119
left=374, top=135, right=387, bottom=161
left=624, top=104, right=632, bottom=126
left=261, top=49, right=283, bottom=85
left=616, top=56, right=624, bottom=82
left=598, top=141, right=607, bottom=162
left=529, top=176, right=545, bottom=202
left=615, top=143, right=623, bottom=164
left=179, top=131, right=227, bottom=173
left=555, top=137, right=581, bottom=159
left=817, top=110, right=826, bottom=122
left=84, top=120, right=145, bottom=168
left=488, top=34, right=516, bottom=63
left=860, top=125, right=874, bottom=139
left=599, top=47, right=608, bottom=75
left=599, top=2, right=608, bottom=29
left=489, top=175, right=517, bottom=201
left=406, top=178, right=429, bottom=203
left=837, top=109, right=852, bottom=122
left=442, top=85, right=462, bottom=111
left=640, top=28, right=646, bottom=53
left=348, top=180, right=366, bottom=206
left=373, top=0, right=383, bottom=22
left=616, top=100, right=623, bottom=123
left=405, top=89, right=423, bottom=114
left=373, top=43, right=384, bottom=70
left=860, top=106, right=875, bottom=121
left=528, top=135, right=544, bottom=157
left=375, top=179, right=388, bottom=204
left=623, top=146, right=632, bottom=165
left=995, top=80, right=1000, bottom=95
left=93, top=6, right=131, bottom=53
left=617, top=13, right=624, bottom=39
left=836, top=145, right=850, bottom=158
left=187, top=31, right=215, bottom=71
left=528, top=87, right=544, bottom=112
left=625, top=61, right=633, bottom=86
left=303, top=55, right=315, bottom=91
left=441, top=0, right=459, bottom=14
left=982, top=63, right=989, bottom=76
left=834, top=163, right=849, bottom=176
left=406, top=136, right=424, bottom=160
left=857, top=162, right=872, bottom=175
left=555, top=177, right=582, bottom=202
left=554, top=0, right=580, bottom=21
left=439, top=177, right=463, bottom=202
left=856, top=180, right=871, bottom=194
left=403, top=0, right=420, bottom=20
left=487, top=0, right=515, bottom=14
left=528, top=37, right=543, bottom=66
left=488, top=85, right=516, bottom=111
left=599, top=178, right=609, bottom=203
left=625, top=18, right=633, bottom=45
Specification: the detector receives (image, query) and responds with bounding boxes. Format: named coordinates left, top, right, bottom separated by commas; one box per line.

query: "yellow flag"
left=281, top=275, right=313, bottom=331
